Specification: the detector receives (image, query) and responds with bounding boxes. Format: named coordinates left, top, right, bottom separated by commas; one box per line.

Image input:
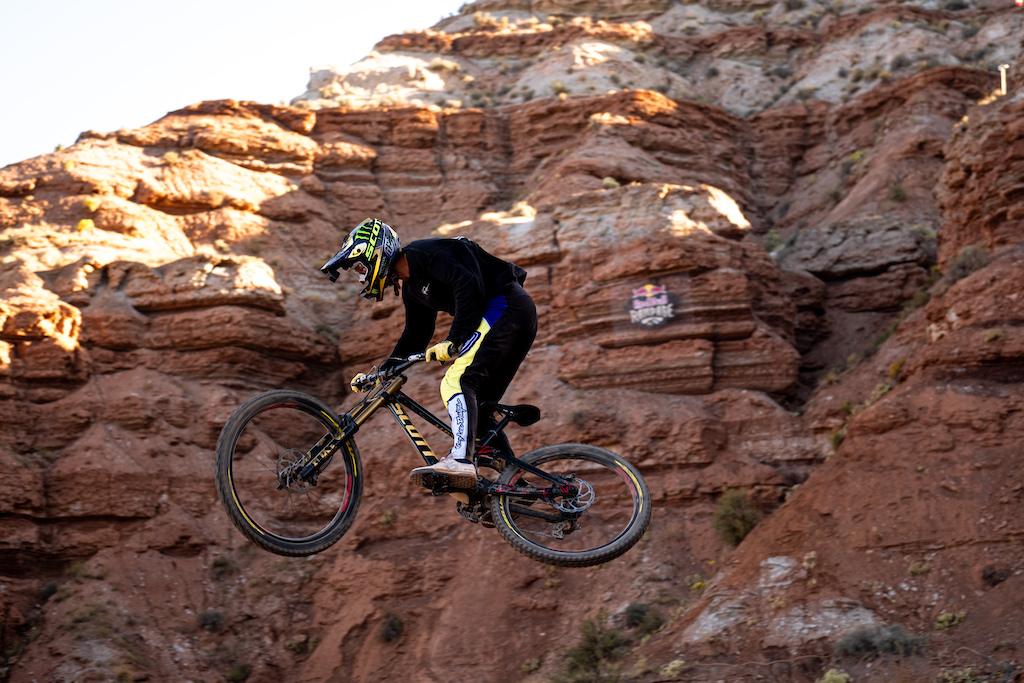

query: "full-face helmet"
left=321, top=218, right=401, bottom=301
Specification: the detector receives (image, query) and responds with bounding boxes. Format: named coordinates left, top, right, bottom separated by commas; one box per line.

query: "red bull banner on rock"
left=629, top=284, right=675, bottom=328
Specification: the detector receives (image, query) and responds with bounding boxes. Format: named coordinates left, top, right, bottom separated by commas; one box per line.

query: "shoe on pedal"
left=410, top=455, right=477, bottom=489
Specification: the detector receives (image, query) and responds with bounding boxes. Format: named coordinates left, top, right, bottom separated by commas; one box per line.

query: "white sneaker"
left=410, top=455, right=477, bottom=489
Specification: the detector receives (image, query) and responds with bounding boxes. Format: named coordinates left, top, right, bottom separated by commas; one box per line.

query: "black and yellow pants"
left=440, top=282, right=537, bottom=461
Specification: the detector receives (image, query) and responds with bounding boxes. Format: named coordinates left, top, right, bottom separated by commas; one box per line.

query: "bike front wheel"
left=491, top=443, right=651, bottom=568
left=215, top=390, right=363, bottom=556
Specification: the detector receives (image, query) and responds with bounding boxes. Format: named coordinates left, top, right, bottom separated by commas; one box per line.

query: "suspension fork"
left=296, top=375, right=409, bottom=483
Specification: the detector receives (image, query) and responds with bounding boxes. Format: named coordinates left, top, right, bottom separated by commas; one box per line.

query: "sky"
left=0, top=0, right=463, bottom=169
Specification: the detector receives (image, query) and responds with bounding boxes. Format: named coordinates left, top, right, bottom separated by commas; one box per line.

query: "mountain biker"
left=320, top=217, right=538, bottom=489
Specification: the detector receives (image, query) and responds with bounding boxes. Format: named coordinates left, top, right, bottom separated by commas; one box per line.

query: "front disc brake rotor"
left=276, top=449, right=311, bottom=493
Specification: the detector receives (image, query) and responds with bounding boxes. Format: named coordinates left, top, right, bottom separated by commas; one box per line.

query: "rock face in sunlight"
left=2, top=1, right=1024, bottom=682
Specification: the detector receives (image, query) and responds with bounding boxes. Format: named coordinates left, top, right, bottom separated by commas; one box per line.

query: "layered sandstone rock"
left=937, top=88, right=1024, bottom=268
left=2, top=0, right=1024, bottom=680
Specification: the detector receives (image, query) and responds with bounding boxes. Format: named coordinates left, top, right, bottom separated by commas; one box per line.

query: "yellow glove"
left=425, top=341, right=455, bottom=363
left=350, top=373, right=370, bottom=392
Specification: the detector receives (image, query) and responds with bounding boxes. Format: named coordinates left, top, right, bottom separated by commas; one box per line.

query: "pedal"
left=410, top=469, right=477, bottom=490
left=455, top=502, right=480, bottom=524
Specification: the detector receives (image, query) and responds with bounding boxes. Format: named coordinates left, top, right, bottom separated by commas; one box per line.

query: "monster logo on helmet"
left=320, top=218, right=402, bottom=301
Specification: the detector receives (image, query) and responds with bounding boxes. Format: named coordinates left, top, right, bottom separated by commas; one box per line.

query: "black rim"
left=225, top=401, right=356, bottom=545
left=497, top=450, right=643, bottom=557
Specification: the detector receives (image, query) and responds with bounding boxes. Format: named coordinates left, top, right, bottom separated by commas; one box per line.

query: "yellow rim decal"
left=229, top=468, right=267, bottom=537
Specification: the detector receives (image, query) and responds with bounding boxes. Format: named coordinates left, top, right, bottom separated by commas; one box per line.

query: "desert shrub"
left=706, top=66, right=720, bottom=77
left=816, top=670, right=853, bottom=683
left=554, top=617, right=628, bottom=683
left=907, top=559, right=932, bottom=575
left=785, top=0, right=806, bottom=9
left=713, top=489, right=761, bottom=546
left=889, top=185, right=907, bottom=202
left=624, top=603, right=663, bottom=636
left=939, top=668, right=983, bottom=683
left=197, top=609, right=225, bottom=633
left=891, top=54, right=912, bottom=70
left=226, top=664, right=251, bottom=682
left=212, top=556, right=236, bottom=581
left=983, top=327, right=1005, bottom=342
left=943, top=0, right=968, bottom=9
left=772, top=65, right=794, bottom=78
left=934, top=611, right=966, bottom=630
left=834, top=624, right=922, bottom=658
left=796, top=86, right=817, bottom=101
left=378, top=611, right=404, bottom=642
left=982, top=565, right=1010, bottom=587
left=551, top=81, right=569, bottom=96
left=920, top=19, right=950, bottom=33
left=427, top=57, right=461, bottom=73
left=944, top=245, right=988, bottom=284
left=39, top=582, right=59, bottom=601
left=472, top=11, right=496, bottom=26
left=764, top=229, right=783, bottom=252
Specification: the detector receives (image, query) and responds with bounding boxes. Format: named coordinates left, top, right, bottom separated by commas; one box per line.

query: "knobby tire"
left=491, top=443, right=651, bottom=568
left=215, top=390, right=363, bottom=556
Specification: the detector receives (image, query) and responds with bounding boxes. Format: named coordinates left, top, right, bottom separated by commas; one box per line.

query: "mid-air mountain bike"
left=214, top=355, right=651, bottom=568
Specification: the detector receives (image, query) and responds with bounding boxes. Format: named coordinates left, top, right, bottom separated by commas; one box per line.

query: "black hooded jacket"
left=386, top=237, right=527, bottom=362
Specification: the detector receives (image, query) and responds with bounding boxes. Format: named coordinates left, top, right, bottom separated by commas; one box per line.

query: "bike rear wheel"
left=215, top=390, right=362, bottom=556
left=491, top=443, right=651, bottom=568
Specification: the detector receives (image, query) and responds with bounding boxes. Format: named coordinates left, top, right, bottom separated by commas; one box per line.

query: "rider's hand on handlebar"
left=425, top=341, right=455, bottom=363
left=350, top=372, right=371, bottom=393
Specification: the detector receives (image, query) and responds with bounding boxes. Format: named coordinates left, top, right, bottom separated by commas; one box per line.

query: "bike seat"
left=483, top=403, right=541, bottom=427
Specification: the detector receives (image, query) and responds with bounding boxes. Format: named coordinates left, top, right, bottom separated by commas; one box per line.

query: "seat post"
left=477, top=415, right=512, bottom=449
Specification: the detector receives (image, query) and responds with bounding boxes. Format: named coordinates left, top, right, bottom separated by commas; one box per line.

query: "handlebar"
left=352, top=354, right=426, bottom=392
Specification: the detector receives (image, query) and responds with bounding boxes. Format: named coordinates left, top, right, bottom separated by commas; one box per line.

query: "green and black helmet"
left=321, top=218, right=401, bottom=301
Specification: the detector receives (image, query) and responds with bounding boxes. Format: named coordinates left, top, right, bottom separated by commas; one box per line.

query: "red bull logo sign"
left=629, top=284, right=675, bottom=328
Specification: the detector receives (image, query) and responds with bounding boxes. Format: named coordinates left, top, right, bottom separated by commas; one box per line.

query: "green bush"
left=816, top=670, right=853, bottom=683
left=624, top=603, right=664, bottom=636
left=713, top=489, right=761, bottom=546
left=226, top=664, right=251, bottom=682
left=944, top=245, right=988, bottom=284
left=554, top=617, right=628, bottom=683
left=934, top=611, right=966, bottom=630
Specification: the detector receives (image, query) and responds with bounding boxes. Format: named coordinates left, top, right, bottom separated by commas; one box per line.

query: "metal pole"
left=999, top=64, right=1009, bottom=96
